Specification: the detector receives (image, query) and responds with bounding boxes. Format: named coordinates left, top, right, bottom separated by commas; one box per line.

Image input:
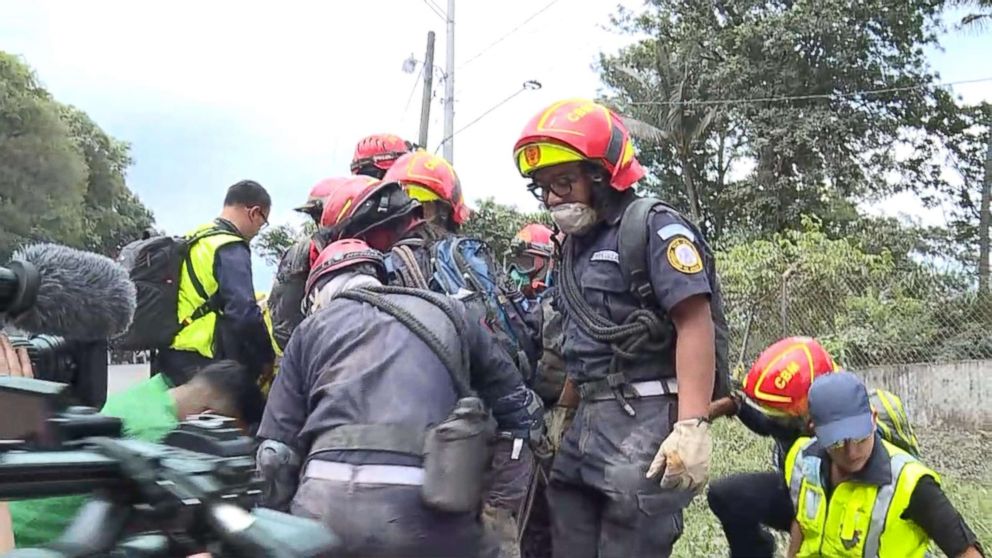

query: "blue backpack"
left=430, top=236, right=541, bottom=383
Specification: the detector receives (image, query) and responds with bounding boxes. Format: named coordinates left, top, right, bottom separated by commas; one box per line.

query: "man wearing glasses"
left=512, top=99, right=727, bottom=557
left=785, top=371, right=984, bottom=558
left=156, top=179, right=276, bottom=388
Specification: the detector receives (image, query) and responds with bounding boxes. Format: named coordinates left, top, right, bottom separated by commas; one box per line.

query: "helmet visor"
left=515, top=141, right=586, bottom=177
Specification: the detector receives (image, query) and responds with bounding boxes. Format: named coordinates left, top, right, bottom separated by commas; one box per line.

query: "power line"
left=457, top=0, right=560, bottom=70
left=434, top=85, right=531, bottom=152
left=626, top=76, right=992, bottom=107
left=400, top=63, right=425, bottom=125
left=426, top=0, right=447, bottom=19
left=421, top=0, right=445, bottom=21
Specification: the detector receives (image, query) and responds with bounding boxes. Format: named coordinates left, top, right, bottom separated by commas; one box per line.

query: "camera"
left=0, top=376, right=340, bottom=557
left=5, top=334, right=108, bottom=409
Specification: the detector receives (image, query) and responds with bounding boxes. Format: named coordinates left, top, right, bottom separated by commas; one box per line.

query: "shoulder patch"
left=656, top=223, right=696, bottom=243
left=591, top=250, right=620, bottom=264
left=667, top=238, right=703, bottom=274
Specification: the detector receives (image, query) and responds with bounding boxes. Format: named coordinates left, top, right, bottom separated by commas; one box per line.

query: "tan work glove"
left=646, top=419, right=712, bottom=492
left=544, top=405, right=576, bottom=454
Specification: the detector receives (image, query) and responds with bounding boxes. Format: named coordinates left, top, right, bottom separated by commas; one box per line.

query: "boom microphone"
left=1, top=244, right=136, bottom=340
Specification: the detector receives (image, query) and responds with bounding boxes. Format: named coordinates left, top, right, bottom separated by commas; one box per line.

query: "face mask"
left=550, top=202, right=599, bottom=236
left=508, top=267, right=528, bottom=289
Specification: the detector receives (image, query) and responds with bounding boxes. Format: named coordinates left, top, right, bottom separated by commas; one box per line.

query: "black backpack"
left=616, top=198, right=731, bottom=399
left=113, top=228, right=233, bottom=351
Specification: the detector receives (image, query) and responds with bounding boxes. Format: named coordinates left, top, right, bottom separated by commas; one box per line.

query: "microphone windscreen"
left=10, top=244, right=136, bottom=340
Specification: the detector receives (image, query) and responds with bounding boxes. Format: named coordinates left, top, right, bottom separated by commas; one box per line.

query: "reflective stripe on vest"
left=170, top=224, right=244, bottom=358
left=784, top=437, right=938, bottom=557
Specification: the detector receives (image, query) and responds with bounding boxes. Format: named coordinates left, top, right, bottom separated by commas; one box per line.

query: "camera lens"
left=7, top=334, right=77, bottom=383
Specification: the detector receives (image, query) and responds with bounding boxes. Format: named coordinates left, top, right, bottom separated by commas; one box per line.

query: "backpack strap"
left=179, top=228, right=243, bottom=329
left=339, top=285, right=473, bottom=398
left=618, top=197, right=661, bottom=309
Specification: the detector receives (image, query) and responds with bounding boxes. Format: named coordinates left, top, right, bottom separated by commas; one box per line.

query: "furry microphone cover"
left=9, top=244, right=136, bottom=340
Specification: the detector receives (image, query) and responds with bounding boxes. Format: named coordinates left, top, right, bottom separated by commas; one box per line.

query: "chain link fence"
left=723, top=263, right=992, bottom=375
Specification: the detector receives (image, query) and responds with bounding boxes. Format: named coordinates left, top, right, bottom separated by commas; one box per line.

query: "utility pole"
left=442, top=0, right=455, bottom=163
left=418, top=31, right=436, bottom=148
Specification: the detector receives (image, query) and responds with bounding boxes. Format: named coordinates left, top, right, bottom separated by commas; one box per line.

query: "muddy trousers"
left=547, top=395, right=692, bottom=558
left=290, top=475, right=486, bottom=558
left=707, top=471, right=794, bottom=558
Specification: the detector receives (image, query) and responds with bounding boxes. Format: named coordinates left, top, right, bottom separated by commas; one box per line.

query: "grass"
left=672, top=420, right=992, bottom=557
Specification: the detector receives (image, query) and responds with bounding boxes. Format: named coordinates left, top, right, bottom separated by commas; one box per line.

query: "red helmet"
left=294, top=178, right=342, bottom=219
left=318, top=175, right=420, bottom=250
left=511, top=223, right=554, bottom=259
left=305, top=239, right=385, bottom=299
left=350, top=134, right=414, bottom=177
left=381, top=151, right=470, bottom=225
left=513, top=98, right=645, bottom=191
left=742, top=337, right=840, bottom=417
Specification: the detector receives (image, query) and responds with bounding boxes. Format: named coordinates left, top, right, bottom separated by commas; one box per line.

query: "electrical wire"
left=456, top=0, right=560, bottom=70
left=400, top=63, right=425, bottom=125
left=625, top=76, right=992, bottom=107
left=426, top=0, right=447, bottom=19
left=421, top=0, right=445, bottom=21
left=434, top=85, right=530, bottom=152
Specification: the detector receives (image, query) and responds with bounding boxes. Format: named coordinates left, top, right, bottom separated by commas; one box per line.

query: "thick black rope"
left=559, top=238, right=670, bottom=379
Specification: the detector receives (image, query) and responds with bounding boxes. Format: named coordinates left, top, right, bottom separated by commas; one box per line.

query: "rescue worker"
left=707, top=336, right=839, bottom=558
left=349, top=133, right=415, bottom=179
left=156, top=180, right=275, bottom=386
left=267, top=176, right=374, bottom=349
left=786, top=371, right=984, bottom=558
left=256, top=239, right=542, bottom=558
left=513, top=98, right=727, bottom=557
left=315, top=166, right=545, bottom=558
left=506, top=224, right=554, bottom=302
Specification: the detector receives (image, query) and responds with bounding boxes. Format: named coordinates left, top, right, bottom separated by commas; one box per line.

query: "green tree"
left=59, top=105, right=154, bottom=257
left=600, top=0, right=957, bottom=242
left=0, top=52, right=87, bottom=260
left=719, top=217, right=992, bottom=370
left=255, top=223, right=306, bottom=266
left=0, top=52, right=155, bottom=260
left=461, top=198, right=551, bottom=258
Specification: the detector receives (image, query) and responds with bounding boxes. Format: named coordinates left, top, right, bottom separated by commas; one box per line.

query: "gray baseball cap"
left=808, top=371, right=874, bottom=447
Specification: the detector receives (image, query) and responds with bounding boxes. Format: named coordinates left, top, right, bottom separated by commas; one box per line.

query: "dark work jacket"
left=267, top=239, right=311, bottom=350
left=257, top=289, right=536, bottom=467
left=560, top=197, right=716, bottom=384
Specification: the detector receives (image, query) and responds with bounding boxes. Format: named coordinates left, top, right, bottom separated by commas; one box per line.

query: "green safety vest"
left=170, top=223, right=244, bottom=358
left=784, top=436, right=938, bottom=558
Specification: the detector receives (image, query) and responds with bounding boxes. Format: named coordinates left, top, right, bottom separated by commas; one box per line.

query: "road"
left=108, top=363, right=151, bottom=395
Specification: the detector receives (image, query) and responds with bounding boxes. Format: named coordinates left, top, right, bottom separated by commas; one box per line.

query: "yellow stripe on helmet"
left=514, top=141, right=587, bottom=177
left=405, top=184, right=442, bottom=202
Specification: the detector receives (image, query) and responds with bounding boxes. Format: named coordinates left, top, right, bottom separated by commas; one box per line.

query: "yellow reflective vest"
left=169, top=223, right=245, bottom=358
left=784, top=436, right=939, bottom=558
left=255, top=291, right=283, bottom=396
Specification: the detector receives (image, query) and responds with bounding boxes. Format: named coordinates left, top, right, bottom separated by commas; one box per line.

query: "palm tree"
left=606, top=42, right=720, bottom=224
left=954, top=0, right=992, bottom=29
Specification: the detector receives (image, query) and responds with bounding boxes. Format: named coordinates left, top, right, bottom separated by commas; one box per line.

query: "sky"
left=1, top=1, right=990, bottom=288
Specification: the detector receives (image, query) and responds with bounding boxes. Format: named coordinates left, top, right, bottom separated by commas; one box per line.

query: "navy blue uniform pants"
left=290, top=476, right=487, bottom=558
left=706, top=470, right=794, bottom=558
left=548, top=395, right=693, bottom=558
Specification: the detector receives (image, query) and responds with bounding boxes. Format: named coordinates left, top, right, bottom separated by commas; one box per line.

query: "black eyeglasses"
left=526, top=173, right=580, bottom=201
left=250, top=206, right=270, bottom=229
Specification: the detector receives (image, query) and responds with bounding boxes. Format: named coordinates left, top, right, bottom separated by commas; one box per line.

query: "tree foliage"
left=600, top=0, right=958, bottom=242
left=461, top=198, right=553, bottom=258
left=719, top=217, right=992, bottom=371
left=0, top=52, right=154, bottom=260
left=255, top=223, right=308, bottom=266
